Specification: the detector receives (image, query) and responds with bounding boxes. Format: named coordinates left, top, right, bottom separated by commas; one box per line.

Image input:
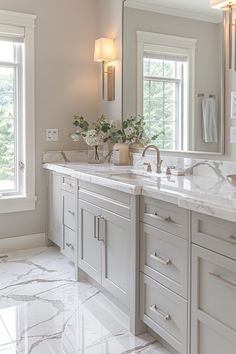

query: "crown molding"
left=124, top=0, right=222, bottom=24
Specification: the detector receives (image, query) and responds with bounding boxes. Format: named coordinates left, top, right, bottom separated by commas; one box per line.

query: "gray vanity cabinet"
left=78, top=199, right=102, bottom=283
left=191, top=212, right=236, bottom=354
left=101, top=208, right=130, bottom=307
left=78, top=182, right=131, bottom=308
left=47, top=171, right=77, bottom=262
left=48, top=171, right=62, bottom=247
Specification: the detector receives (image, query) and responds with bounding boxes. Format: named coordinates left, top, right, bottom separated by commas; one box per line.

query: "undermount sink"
left=100, top=170, right=163, bottom=182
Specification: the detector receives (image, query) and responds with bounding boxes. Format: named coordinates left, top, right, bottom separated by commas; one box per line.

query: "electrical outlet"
left=46, top=129, right=58, bottom=142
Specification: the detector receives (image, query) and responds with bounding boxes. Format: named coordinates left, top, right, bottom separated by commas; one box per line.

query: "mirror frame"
left=122, top=0, right=225, bottom=156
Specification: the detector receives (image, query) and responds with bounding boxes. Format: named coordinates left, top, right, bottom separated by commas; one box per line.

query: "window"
left=0, top=10, right=36, bottom=213
left=143, top=55, right=188, bottom=150
left=137, top=31, right=196, bottom=151
left=0, top=39, right=23, bottom=195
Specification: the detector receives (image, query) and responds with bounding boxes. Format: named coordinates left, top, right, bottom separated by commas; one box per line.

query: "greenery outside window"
left=137, top=31, right=196, bottom=152
left=143, top=55, right=188, bottom=150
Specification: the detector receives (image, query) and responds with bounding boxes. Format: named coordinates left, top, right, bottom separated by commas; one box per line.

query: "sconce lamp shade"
left=210, top=0, right=236, bottom=9
left=94, top=38, right=115, bottom=62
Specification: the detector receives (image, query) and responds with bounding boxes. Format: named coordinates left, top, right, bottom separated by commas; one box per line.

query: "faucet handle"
left=143, top=162, right=152, bottom=172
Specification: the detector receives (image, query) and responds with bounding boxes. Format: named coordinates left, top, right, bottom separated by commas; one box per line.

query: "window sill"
left=0, top=195, right=37, bottom=214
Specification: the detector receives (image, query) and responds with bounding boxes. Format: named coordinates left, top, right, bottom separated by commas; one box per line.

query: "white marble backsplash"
left=43, top=149, right=236, bottom=180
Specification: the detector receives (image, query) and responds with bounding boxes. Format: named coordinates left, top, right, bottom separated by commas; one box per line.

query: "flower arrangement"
left=71, top=115, right=118, bottom=160
left=71, top=114, right=163, bottom=159
left=119, top=115, right=162, bottom=146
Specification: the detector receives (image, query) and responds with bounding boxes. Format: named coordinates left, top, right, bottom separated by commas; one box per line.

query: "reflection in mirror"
left=123, top=0, right=224, bottom=154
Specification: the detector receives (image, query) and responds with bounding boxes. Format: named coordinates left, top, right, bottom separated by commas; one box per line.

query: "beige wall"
left=97, top=0, right=123, bottom=123
left=0, top=0, right=99, bottom=238
left=123, top=7, right=222, bottom=153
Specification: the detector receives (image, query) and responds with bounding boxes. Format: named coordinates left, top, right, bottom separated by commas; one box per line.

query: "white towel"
left=202, top=97, right=218, bottom=143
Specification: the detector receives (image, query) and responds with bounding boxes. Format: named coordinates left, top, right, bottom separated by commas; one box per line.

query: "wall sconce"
left=94, top=37, right=116, bottom=101
left=210, top=0, right=236, bottom=70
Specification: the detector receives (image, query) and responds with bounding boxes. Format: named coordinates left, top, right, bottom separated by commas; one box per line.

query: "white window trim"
left=0, top=10, right=37, bottom=214
left=137, top=31, right=197, bottom=152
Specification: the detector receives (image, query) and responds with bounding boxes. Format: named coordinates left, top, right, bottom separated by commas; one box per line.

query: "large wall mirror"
left=122, top=0, right=224, bottom=154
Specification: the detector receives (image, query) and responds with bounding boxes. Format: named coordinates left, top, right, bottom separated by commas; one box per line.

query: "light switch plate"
left=231, top=91, right=236, bottom=119
left=230, top=127, right=236, bottom=144
left=46, top=129, right=58, bottom=142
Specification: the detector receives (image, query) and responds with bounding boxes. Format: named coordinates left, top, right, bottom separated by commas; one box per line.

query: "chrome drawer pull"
left=145, top=212, right=174, bottom=223
left=66, top=243, right=74, bottom=250
left=209, top=272, right=236, bottom=289
left=150, top=252, right=171, bottom=265
left=150, top=305, right=171, bottom=321
left=68, top=210, right=75, bottom=216
left=154, top=212, right=173, bottom=223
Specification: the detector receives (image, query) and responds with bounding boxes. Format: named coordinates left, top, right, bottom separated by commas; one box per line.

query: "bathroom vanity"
left=44, top=161, right=236, bottom=354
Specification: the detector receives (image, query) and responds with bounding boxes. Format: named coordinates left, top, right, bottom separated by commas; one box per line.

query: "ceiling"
left=125, top=0, right=223, bottom=22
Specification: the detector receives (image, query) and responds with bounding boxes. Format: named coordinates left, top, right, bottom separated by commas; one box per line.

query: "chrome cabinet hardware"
left=66, top=243, right=74, bottom=250
left=68, top=210, right=75, bottom=216
left=95, top=215, right=101, bottom=239
left=145, top=211, right=174, bottom=223
left=150, top=304, right=171, bottom=321
left=209, top=272, right=236, bottom=289
left=97, top=216, right=106, bottom=242
left=150, top=252, right=171, bottom=265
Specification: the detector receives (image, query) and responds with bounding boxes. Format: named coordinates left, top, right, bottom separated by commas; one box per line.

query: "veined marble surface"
left=43, top=161, right=236, bottom=223
left=0, top=246, right=169, bottom=354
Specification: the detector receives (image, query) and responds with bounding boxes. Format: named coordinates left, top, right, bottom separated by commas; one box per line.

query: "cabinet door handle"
left=209, top=272, right=236, bottom=289
left=150, top=305, right=171, bottom=321
left=150, top=252, right=171, bottom=265
left=94, top=216, right=98, bottom=239
left=97, top=216, right=106, bottom=242
left=68, top=210, right=75, bottom=216
left=66, top=243, right=74, bottom=250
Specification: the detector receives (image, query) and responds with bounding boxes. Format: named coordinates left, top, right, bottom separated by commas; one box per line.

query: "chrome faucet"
left=142, top=145, right=162, bottom=174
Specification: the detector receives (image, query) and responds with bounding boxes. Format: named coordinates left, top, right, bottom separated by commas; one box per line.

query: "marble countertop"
left=43, top=162, right=236, bottom=223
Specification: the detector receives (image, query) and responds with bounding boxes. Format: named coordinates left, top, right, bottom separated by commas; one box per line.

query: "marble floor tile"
left=0, top=246, right=170, bottom=354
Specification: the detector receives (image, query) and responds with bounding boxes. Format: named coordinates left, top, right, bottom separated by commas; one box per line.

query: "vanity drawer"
left=192, top=245, right=236, bottom=333
left=61, top=176, right=76, bottom=194
left=140, top=273, right=187, bottom=354
left=79, top=182, right=130, bottom=219
left=62, top=226, right=75, bottom=262
left=192, top=212, right=236, bottom=260
left=140, top=222, right=188, bottom=298
left=140, top=196, right=188, bottom=239
left=62, top=190, right=76, bottom=231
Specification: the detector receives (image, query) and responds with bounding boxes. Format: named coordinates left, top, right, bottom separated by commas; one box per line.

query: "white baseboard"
left=0, top=233, right=46, bottom=254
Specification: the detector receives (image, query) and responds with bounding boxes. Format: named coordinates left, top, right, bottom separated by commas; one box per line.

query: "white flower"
left=124, top=126, right=134, bottom=136
left=83, top=130, right=106, bottom=146
left=71, top=133, right=80, bottom=142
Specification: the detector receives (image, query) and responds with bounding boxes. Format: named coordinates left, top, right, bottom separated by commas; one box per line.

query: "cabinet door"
left=191, top=245, right=236, bottom=354
left=101, top=209, right=130, bottom=307
left=48, top=172, right=62, bottom=247
left=78, top=200, right=102, bottom=283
